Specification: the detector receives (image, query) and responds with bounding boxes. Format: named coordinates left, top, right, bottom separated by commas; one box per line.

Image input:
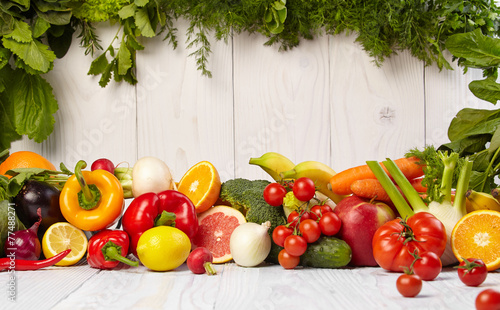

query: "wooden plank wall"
left=10, top=20, right=492, bottom=183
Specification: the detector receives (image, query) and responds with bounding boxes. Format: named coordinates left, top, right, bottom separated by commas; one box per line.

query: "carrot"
left=350, top=178, right=427, bottom=204
left=330, top=157, right=424, bottom=195
left=409, top=177, right=427, bottom=193
left=350, top=179, right=392, bottom=203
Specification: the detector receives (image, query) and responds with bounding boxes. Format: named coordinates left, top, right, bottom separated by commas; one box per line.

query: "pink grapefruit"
left=192, top=205, right=246, bottom=263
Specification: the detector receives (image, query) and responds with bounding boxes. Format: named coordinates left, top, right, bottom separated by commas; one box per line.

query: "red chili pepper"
left=122, top=190, right=199, bottom=257
left=0, top=249, right=71, bottom=271
left=87, top=229, right=139, bottom=270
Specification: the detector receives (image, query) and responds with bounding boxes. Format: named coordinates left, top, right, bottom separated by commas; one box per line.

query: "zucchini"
left=300, top=236, right=352, bottom=268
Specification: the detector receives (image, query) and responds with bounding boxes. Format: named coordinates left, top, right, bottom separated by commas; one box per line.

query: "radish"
left=131, top=156, right=174, bottom=197
left=91, top=158, right=115, bottom=174
left=187, top=247, right=216, bottom=275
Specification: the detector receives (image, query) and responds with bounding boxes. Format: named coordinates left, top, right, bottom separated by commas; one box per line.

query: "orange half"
left=177, top=161, right=221, bottom=213
left=451, top=210, right=500, bottom=271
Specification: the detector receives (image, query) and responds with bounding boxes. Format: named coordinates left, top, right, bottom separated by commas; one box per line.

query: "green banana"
left=280, top=161, right=347, bottom=204
left=466, top=189, right=500, bottom=212
left=249, top=152, right=295, bottom=181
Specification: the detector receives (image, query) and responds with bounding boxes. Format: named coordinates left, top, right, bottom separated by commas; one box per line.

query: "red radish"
left=91, top=158, right=115, bottom=174
left=5, top=208, right=42, bottom=260
left=187, top=247, right=216, bottom=275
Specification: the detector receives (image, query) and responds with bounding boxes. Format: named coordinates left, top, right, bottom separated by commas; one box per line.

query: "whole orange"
left=0, top=151, right=56, bottom=178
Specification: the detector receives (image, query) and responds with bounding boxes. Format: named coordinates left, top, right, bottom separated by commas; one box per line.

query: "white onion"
left=229, top=221, right=272, bottom=267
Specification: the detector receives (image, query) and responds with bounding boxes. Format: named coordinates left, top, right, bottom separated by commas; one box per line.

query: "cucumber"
left=300, top=236, right=352, bottom=268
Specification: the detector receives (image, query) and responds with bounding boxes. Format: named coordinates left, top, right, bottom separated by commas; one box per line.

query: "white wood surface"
left=5, top=21, right=499, bottom=309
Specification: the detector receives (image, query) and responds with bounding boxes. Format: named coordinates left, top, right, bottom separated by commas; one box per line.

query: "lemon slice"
left=42, top=222, right=88, bottom=266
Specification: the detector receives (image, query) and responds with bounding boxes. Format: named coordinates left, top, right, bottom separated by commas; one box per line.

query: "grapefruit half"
left=192, top=205, right=246, bottom=263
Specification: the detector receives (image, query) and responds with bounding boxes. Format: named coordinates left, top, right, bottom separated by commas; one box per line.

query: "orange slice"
left=177, top=161, right=221, bottom=213
left=451, top=210, right=500, bottom=271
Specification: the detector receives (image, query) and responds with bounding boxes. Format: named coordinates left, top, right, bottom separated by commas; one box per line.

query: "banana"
left=249, top=152, right=295, bottom=181
left=465, top=189, right=500, bottom=213
left=280, top=161, right=347, bottom=204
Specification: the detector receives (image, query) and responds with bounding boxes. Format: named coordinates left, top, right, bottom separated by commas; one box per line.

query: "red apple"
left=334, top=195, right=396, bottom=266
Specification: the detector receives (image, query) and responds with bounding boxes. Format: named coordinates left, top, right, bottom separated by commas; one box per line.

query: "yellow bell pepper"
left=60, top=160, right=124, bottom=231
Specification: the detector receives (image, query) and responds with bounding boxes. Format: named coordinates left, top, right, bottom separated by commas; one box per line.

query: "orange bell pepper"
left=60, top=160, right=124, bottom=231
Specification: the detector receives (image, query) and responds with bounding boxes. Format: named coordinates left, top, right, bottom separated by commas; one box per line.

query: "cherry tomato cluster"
left=263, top=177, right=316, bottom=207
left=273, top=204, right=342, bottom=270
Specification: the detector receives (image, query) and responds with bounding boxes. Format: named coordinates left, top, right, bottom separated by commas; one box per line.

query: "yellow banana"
left=248, top=152, right=295, bottom=181
left=466, top=189, right=500, bottom=213
left=280, top=161, right=347, bottom=204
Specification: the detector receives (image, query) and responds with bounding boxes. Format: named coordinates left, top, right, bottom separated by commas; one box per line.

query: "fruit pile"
left=1, top=149, right=500, bottom=308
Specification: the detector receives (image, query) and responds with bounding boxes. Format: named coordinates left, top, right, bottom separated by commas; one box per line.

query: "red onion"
left=5, top=208, right=42, bottom=260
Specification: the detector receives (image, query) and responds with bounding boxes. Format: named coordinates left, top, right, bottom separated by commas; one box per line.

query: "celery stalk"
left=366, top=161, right=415, bottom=218
left=382, top=159, right=428, bottom=213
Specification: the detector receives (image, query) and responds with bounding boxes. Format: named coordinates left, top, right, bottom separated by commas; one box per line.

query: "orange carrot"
left=350, top=178, right=426, bottom=204
left=330, top=157, right=424, bottom=195
left=409, top=177, right=427, bottom=193
left=350, top=179, right=392, bottom=203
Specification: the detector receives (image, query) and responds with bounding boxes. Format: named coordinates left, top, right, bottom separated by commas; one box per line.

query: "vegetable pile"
left=2, top=0, right=500, bottom=153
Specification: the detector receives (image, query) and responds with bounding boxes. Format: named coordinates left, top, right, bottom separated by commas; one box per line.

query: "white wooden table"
left=2, top=259, right=498, bottom=309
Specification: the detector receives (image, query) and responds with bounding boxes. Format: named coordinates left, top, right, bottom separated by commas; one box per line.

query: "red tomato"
left=263, top=183, right=287, bottom=207
left=318, top=212, right=341, bottom=236
left=287, top=210, right=311, bottom=229
left=298, top=219, right=321, bottom=243
left=476, top=289, right=500, bottom=310
left=293, top=177, right=316, bottom=201
left=396, top=274, right=422, bottom=297
left=278, top=249, right=301, bottom=269
left=413, top=251, right=442, bottom=281
left=457, top=258, right=488, bottom=287
left=310, top=205, right=333, bottom=220
left=372, top=212, right=446, bottom=272
left=284, top=235, right=307, bottom=256
left=272, top=225, right=294, bottom=247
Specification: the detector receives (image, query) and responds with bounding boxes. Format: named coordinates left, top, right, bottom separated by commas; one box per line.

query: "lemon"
left=42, top=222, right=88, bottom=266
left=136, top=226, right=191, bottom=271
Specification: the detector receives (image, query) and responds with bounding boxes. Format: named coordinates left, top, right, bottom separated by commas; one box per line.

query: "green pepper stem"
left=74, top=160, right=102, bottom=210
left=154, top=210, right=177, bottom=227
left=102, top=242, right=139, bottom=267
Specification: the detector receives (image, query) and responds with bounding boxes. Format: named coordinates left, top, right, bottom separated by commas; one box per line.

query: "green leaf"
left=36, top=10, right=72, bottom=26
left=445, top=29, right=500, bottom=68
left=47, top=24, right=74, bottom=58
left=99, top=62, right=114, bottom=87
left=2, top=38, right=56, bottom=73
left=447, top=108, right=500, bottom=141
left=32, top=17, right=50, bottom=38
left=88, top=53, right=109, bottom=75
left=135, top=7, right=155, bottom=37
left=119, top=3, right=137, bottom=19
left=489, top=127, right=500, bottom=153
left=469, top=77, right=500, bottom=105
left=439, top=135, right=491, bottom=155
left=4, top=69, right=58, bottom=143
left=3, top=19, right=32, bottom=43
left=0, top=47, right=11, bottom=71
left=135, top=0, right=149, bottom=7
left=117, top=38, right=132, bottom=75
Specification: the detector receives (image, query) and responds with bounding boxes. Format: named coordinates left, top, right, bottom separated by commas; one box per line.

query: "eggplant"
left=13, top=180, right=66, bottom=240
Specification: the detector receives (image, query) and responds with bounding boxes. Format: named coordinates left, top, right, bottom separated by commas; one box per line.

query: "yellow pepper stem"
left=75, top=160, right=101, bottom=210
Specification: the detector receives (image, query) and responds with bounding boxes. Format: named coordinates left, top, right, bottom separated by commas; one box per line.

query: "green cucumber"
left=300, top=236, right=352, bottom=268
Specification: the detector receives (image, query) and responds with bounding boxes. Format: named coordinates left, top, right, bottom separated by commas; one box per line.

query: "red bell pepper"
left=87, top=229, right=139, bottom=270
left=122, top=190, right=199, bottom=257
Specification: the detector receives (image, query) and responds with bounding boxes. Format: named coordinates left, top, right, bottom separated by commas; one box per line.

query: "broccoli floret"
left=219, top=178, right=287, bottom=264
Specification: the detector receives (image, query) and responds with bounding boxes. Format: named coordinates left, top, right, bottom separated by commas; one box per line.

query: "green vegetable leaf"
left=4, top=69, right=58, bottom=143
left=135, top=0, right=149, bottom=8
left=469, top=76, right=500, bottom=105
left=88, top=53, right=109, bottom=75
left=3, top=19, right=32, bottom=43
left=447, top=108, right=500, bottom=141
left=135, top=7, right=155, bottom=37
left=99, top=62, right=114, bottom=87
left=2, top=37, right=56, bottom=73
left=117, top=37, right=132, bottom=75
left=119, top=3, right=137, bottom=19
left=32, top=17, right=50, bottom=38
left=445, top=29, right=500, bottom=68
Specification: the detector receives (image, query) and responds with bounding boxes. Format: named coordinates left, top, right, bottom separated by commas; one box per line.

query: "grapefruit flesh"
left=193, top=205, right=246, bottom=263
